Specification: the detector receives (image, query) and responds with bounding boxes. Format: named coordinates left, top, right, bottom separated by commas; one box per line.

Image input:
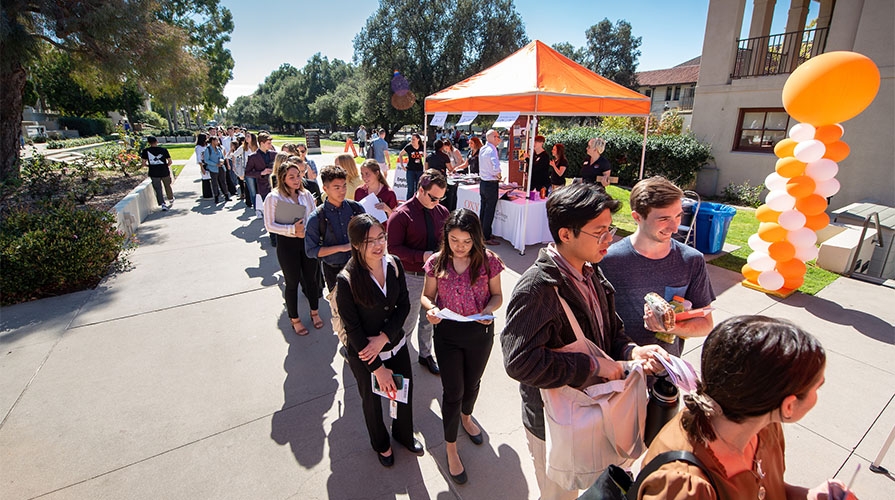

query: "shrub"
left=85, top=144, right=143, bottom=177
left=0, top=201, right=134, bottom=305
left=544, top=126, right=713, bottom=187
left=58, top=116, right=113, bottom=137
left=46, top=136, right=107, bottom=150
left=722, top=181, right=764, bottom=208
left=32, top=135, right=48, bottom=143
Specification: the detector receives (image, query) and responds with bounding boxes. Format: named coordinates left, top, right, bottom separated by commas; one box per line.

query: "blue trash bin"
left=694, top=202, right=737, bottom=254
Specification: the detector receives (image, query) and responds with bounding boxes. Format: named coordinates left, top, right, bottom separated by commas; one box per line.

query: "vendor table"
left=455, top=184, right=552, bottom=252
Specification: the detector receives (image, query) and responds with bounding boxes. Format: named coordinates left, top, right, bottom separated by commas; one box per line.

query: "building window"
left=645, top=89, right=652, bottom=98
left=673, top=86, right=681, bottom=100
left=665, top=86, right=673, bottom=101
left=734, top=108, right=791, bottom=152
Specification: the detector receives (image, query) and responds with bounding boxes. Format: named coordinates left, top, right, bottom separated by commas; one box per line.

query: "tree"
left=552, top=42, right=587, bottom=66
left=583, top=18, right=642, bottom=89
left=353, top=0, right=528, bottom=136
left=0, top=0, right=208, bottom=183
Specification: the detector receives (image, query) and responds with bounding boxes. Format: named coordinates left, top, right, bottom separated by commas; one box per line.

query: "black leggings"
left=275, top=235, right=321, bottom=318
left=433, top=319, right=493, bottom=442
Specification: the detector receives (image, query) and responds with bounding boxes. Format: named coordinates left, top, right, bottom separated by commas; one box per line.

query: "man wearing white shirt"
left=479, top=130, right=502, bottom=245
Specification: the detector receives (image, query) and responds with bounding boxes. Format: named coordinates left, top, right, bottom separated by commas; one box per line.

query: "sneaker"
left=160, top=204, right=169, bottom=211
left=167, top=197, right=175, bottom=205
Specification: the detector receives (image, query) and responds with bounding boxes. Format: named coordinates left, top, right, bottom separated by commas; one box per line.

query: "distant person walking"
left=357, top=126, right=368, bottom=156
left=140, top=136, right=174, bottom=211
left=371, top=129, right=391, bottom=175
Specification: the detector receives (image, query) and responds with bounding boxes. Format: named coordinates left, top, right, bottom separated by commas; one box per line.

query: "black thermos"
left=644, top=375, right=680, bottom=446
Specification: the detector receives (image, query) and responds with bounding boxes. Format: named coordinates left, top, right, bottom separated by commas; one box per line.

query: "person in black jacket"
left=336, top=214, right=423, bottom=468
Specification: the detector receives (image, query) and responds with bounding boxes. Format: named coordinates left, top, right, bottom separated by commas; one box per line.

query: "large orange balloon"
left=758, top=222, right=788, bottom=242
left=783, top=275, right=805, bottom=291
left=776, top=157, right=806, bottom=177
left=786, top=175, right=817, bottom=199
left=756, top=205, right=782, bottom=223
left=782, top=51, right=881, bottom=125
left=795, top=194, right=828, bottom=216
left=769, top=241, right=796, bottom=262
left=815, top=124, right=844, bottom=143
left=804, top=211, right=830, bottom=230
left=777, top=258, right=807, bottom=279
left=774, top=139, right=797, bottom=158
left=823, top=140, right=850, bottom=162
left=742, top=263, right=761, bottom=283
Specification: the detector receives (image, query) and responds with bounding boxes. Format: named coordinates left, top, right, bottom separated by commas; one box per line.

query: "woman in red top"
left=421, top=208, right=504, bottom=484
left=355, top=159, right=398, bottom=218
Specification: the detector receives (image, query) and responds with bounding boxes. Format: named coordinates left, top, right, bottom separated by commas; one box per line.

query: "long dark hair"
left=430, top=209, right=497, bottom=286
left=682, top=315, right=826, bottom=442
left=345, top=214, right=387, bottom=308
left=553, top=143, right=566, bottom=164
left=196, top=133, right=207, bottom=147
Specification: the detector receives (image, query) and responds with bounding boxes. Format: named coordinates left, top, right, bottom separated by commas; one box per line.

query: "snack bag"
left=644, top=292, right=677, bottom=343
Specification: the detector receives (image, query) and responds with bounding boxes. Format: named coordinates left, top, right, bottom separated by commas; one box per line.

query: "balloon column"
left=742, top=52, right=880, bottom=294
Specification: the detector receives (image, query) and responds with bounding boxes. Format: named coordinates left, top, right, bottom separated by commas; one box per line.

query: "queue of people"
left=164, top=127, right=846, bottom=499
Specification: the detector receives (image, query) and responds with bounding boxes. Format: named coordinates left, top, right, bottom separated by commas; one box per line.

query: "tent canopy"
left=424, top=40, right=650, bottom=117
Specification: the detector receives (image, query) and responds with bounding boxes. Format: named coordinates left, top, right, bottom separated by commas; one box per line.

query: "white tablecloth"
left=456, top=185, right=553, bottom=251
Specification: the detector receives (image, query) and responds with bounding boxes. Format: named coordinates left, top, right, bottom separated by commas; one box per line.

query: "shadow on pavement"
left=794, top=293, right=895, bottom=344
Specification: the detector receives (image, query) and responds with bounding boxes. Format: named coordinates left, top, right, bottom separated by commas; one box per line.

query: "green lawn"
left=605, top=185, right=838, bottom=295
left=270, top=134, right=343, bottom=148
left=161, top=143, right=196, bottom=161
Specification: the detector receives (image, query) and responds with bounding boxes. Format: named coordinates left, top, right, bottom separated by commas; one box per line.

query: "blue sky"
left=220, top=0, right=817, bottom=104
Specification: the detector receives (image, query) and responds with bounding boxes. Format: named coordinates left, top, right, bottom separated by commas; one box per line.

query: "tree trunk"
left=0, top=63, right=27, bottom=184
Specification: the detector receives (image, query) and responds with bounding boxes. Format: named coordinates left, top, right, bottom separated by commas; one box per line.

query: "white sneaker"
left=167, top=197, right=175, bottom=205
left=161, top=204, right=169, bottom=211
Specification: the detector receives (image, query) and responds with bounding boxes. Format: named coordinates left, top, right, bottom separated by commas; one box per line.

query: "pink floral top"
left=424, top=251, right=504, bottom=316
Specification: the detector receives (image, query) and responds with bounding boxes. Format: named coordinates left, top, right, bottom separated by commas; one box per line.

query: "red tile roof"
left=636, top=63, right=700, bottom=87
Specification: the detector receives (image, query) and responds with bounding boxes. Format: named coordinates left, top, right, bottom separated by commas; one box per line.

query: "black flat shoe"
left=399, top=437, right=424, bottom=455
left=419, top=355, right=440, bottom=375
left=450, top=469, right=468, bottom=484
left=468, top=432, right=483, bottom=445
left=378, top=452, right=394, bottom=467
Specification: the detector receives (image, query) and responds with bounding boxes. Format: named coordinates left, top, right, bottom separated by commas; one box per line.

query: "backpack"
left=365, top=142, right=375, bottom=159
left=328, top=255, right=401, bottom=347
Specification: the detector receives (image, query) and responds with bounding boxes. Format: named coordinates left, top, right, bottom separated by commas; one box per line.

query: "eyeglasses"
left=427, top=192, right=445, bottom=203
left=364, top=233, right=387, bottom=245
left=579, top=225, right=617, bottom=244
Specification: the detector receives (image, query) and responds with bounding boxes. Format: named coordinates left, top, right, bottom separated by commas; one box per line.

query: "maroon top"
left=424, top=251, right=504, bottom=316
left=387, top=196, right=449, bottom=273
left=355, top=184, right=398, bottom=210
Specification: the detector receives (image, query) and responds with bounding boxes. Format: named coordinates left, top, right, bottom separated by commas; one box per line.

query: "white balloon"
left=789, top=123, right=816, bottom=142
left=748, top=233, right=771, bottom=253
left=794, top=140, right=826, bottom=163
left=766, top=190, right=796, bottom=212
left=795, top=244, right=819, bottom=262
left=764, top=172, right=787, bottom=191
left=748, top=251, right=777, bottom=272
left=787, top=227, right=818, bottom=247
left=805, top=159, right=839, bottom=181
left=758, top=270, right=785, bottom=291
left=814, top=178, right=841, bottom=197
left=778, top=210, right=807, bottom=231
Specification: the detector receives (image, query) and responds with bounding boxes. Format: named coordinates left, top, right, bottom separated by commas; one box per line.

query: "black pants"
left=276, top=235, right=320, bottom=318
left=480, top=180, right=499, bottom=240
left=321, top=261, right=346, bottom=292
left=346, top=344, right=415, bottom=453
left=434, top=319, right=493, bottom=442
left=210, top=169, right=229, bottom=201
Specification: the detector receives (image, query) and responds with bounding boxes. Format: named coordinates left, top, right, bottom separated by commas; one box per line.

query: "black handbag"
left=577, top=450, right=718, bottom=500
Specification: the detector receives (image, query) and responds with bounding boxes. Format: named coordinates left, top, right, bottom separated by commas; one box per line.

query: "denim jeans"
left=406, top=170, right=422, bottom=197
left=244, top=177, right=258, bottom=208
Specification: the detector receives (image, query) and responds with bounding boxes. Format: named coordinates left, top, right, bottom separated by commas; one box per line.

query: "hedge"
left=57, top=116, right=113, bottom=137
left=545, top=127, right=713, bottom=187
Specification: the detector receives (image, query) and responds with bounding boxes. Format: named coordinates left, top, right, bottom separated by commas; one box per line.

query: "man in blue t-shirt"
left=371, top=129, right=391, bottom=176
left=601, top=176, right=715, bottom=358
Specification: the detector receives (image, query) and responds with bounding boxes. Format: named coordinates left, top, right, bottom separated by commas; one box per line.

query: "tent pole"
left=639, top=114, right=650, bottom=181
left=518, top=115, right=537, bottom=255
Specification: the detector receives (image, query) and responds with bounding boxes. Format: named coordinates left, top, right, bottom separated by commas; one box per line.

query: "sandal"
left=291, top=318, right=309, bottom=336
left=310, top=311, right=324, bottom=329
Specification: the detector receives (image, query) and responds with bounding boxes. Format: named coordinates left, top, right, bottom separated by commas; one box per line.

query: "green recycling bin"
left=694, top=202, right=737, bottom=254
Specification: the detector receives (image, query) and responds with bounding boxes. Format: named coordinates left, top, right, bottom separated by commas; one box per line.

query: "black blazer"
left=336, top=257, right=410, bottom=373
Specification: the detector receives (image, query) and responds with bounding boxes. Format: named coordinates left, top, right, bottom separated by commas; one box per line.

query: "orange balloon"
left=783, top=275, right=805, bottom=291
left=804, top=211, right=830, bottom=230
left=795, top=194, right=828, bottom=216
left=774, top=139, right=797, bottom=158
left=786, top=175, right=817, bottom=199
left=777, top=258, right=807, bottom=279
left=775, top=157, right=806, bottom=178
left=823, top=140, right=850, bottom=162
left=758, top=222, right=788, bottom=242
left=741, top=263, right=761, bottom=283
left=756, top=205, right=782, bottom=223
left=769, top=241, right=796, bottom=262
left=815, top=124, right=844, bottom=143
left=782, top=51, right=881, bottom=125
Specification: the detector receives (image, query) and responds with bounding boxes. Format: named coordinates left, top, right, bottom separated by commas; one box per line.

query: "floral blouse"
left=424, top=251, right=504, bottom=317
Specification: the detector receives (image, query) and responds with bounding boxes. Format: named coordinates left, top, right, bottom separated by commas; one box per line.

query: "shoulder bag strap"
left=627, top=450, right=719, bottom=500
left=553, top=287, right=611, bottom=360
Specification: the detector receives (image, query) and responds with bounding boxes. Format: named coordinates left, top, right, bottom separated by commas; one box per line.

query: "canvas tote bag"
left=540, top=289, right=649, bottom=490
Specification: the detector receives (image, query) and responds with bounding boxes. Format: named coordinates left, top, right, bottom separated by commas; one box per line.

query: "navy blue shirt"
left=305, top=199, right=364, bottom=267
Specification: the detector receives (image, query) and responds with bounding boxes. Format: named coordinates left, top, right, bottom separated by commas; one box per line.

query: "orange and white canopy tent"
left=424, top=40, right=650, bottom=117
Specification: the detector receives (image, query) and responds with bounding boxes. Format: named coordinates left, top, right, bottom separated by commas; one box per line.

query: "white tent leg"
left=519, top=115, right=537, bottom=255
left=639, top=115, right=650, bottom=181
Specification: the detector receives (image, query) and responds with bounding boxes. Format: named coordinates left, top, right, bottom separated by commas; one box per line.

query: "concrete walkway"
left=1, top=154, right=893, bottom=499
